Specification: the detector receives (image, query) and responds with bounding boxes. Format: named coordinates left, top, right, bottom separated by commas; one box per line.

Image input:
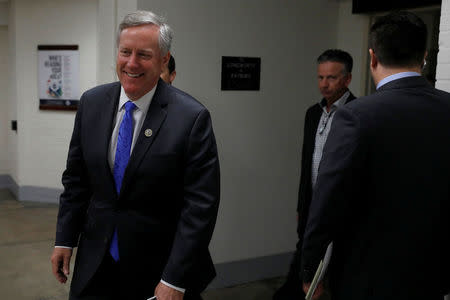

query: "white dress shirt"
left=311, top=91, right=350, bottom=189
left=108, top=86, right=154, bottom=169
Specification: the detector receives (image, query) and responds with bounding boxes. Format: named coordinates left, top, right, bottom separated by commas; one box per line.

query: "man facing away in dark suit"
left=273, top=49, right=355, bottom=300
left=50, top=10, right=220, bottom=300
left=302, top=11, right=450, bottom=300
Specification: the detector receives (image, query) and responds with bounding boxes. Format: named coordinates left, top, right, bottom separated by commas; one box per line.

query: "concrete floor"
left=0, top=189, right=283, bottom=300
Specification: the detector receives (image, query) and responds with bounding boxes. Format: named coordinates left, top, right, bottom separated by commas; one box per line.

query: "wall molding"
left=1, top=180, right=294, bottom=288
left=0, top=174, right=14, bottom=188
left=0, top=174, right=18, bottom=199
left=0, top=175, right=61, bottom=203
left=18, top=185, right=61, bottom=203
left=208, top=252, right=293, bottom=289
left=0, top=174, right=294, bottom=289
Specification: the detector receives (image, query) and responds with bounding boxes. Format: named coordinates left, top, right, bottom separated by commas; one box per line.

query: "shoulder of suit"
left=165, top=84, right=208, bottom=113
left=81, top=82, right=120, bottom=99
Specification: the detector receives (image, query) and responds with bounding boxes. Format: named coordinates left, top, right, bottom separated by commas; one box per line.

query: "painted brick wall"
left=0, top=26, right=9, bottom=175
left=436, top=0, right=450, bottom=92
left=434, top=2, right=449, bottom=299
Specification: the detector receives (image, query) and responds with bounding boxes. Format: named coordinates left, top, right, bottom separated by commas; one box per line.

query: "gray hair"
left=117, top=10, right=173, bottom=57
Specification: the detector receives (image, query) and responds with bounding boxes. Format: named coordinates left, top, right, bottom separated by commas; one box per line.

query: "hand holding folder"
left=305, top=242, right=333, bottom=300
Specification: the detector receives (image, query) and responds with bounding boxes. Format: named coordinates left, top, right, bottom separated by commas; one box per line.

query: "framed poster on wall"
left=38, top=45, right=80, bottom=111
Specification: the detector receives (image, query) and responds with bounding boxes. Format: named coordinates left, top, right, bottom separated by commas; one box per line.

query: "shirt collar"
left=118, top=85, right=156, bottom=113
left=320, top=90, right=350, bottom=111
left=376, top=72, right=421, bottom=90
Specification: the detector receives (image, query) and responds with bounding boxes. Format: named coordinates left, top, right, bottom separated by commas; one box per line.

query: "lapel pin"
left=144, top=129, right=153, bottom=137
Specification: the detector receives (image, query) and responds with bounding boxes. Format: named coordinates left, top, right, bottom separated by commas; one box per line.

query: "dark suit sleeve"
left=55, top=96, right=92, bottom=247
left=161, top=108, right=220, bottom=287
left=301, top=106, right=366, bottom=282
left=297, top=108, right=313, bottom=213
left=297, top=107, right=316, bottom=251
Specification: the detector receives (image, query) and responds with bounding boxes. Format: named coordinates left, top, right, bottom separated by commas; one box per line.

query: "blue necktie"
left=110, top=100, right=137, bottom=261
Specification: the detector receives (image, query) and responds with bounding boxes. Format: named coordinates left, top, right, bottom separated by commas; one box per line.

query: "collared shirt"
left=311, top=91, right=350, bottom=189
left=108, top=86, right=154, bottom=170
left=376, top=72, right=421, bottom=89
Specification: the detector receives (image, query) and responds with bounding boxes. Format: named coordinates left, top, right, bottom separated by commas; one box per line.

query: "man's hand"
left=303, top=281, right=324, bottom=300
left=51, top=247, right=73, bottom=284
left=154, top=282, right=184, bottom=300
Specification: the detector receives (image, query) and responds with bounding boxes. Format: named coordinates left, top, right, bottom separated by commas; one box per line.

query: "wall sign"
left=38, top=45, right=80, bottom=110
left=221, top=56, right=261, bottom=91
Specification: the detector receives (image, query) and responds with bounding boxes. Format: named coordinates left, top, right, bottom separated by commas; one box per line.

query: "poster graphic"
left=38, top=45, right=80, bottom=110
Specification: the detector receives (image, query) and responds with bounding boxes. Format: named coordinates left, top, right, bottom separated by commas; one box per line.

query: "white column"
left=436, top=0, right=450, bottom=92
left=96, top=0, right=137, bottom=85
left=436, top=2, right=450, bottom=298
left=97, top=0, right=117, bottom=84
left=8, top=0, right=19, bottom=185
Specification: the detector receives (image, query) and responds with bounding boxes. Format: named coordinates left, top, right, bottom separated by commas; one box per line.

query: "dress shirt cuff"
left=55, top=246, right=73, bottom=249
left=160, top=279, right=185, bottom=293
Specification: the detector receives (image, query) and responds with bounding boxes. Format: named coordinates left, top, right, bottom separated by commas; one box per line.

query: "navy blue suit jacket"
left=56, top=79, right=220, bottom=297
left=302, top=76, right=450, bottom=300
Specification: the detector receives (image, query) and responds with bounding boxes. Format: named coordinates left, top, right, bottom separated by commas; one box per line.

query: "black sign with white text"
left=221, top=56, right=261, bottom=91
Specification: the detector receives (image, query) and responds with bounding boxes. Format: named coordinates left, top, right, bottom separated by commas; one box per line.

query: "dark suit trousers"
left=272, top=251, right=305, bottom=300
left=69, top=253, right=202, bottom=300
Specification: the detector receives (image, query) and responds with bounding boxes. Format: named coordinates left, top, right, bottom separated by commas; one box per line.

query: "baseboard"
left=18, top=185, right=61, bottom=203
left=0, top=174, right=14, bottom=188
left=1, top=174, right=294, bottom=288
left=0, top=174, right=17, bottom=198
left=208, top=251, right=294, bottom=289
left=0, top=175, right=61, bottom=203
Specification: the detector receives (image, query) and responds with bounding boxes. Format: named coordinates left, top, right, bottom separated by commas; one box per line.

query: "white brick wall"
left=10, top=0, right=98, bottom=188
left=0, top=26, right=9, bottom=175
left=436, top=0, right=450, bottom=92
left=437, top=3, right=450, bottom=299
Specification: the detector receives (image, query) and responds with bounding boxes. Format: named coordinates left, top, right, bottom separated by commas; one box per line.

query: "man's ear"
left=162, top=51, right=170, bottom=65
left=422, top=51, right=428, bottom=69
left=169, top=71, right=176, bottom=84
left=345, top=72, right=352, bottom=87
left=369, top=49, right=377, bottom=69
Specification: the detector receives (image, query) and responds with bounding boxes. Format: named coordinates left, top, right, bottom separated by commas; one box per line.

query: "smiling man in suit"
left=301, top=11, right=450, bottom=300
left=51, top=10, right=220, bottom=300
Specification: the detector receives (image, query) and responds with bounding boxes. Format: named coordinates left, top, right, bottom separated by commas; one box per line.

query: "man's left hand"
left=154, top=282, right=184, bottom=300
left=303, top=281, right=324, bottom=300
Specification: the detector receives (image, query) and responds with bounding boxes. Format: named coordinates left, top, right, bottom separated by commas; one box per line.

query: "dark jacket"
left=302, top=76, right=450, bottom=300
left=56, top=79, right=220, bottom=298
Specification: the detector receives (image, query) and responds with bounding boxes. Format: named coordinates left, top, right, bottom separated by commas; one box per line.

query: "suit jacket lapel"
left=95, top=83, right=121, bottom=198
left=311, top=104, right=322, bottom=133
left=119, top=80, right=169, bottom=197
left=103, top=82, right=121, bottom=155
